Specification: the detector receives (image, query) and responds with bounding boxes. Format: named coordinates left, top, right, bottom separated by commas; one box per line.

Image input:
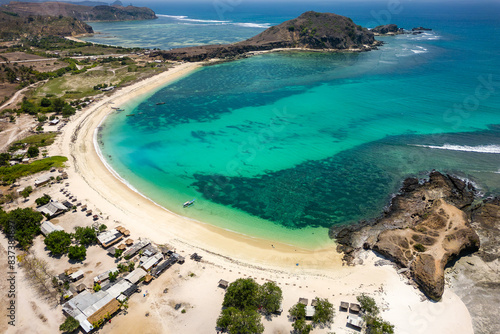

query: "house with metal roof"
left=97, top=229, right=123, bottom=248
left=34, top=173, right=52, bottom=187
left=124, top=268, right=147, bottom=285
left=40, top=220, right=64, bottom=236
left=140, top=253, right=163, bottom=272
left=37, top=200, right=67, bottom=218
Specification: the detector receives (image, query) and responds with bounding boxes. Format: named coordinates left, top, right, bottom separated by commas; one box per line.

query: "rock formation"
left=331, top=171, right=480, bottom=301
left=158, top=11, right=379, bottom=62
left=371, top=24, right=400, bottom=35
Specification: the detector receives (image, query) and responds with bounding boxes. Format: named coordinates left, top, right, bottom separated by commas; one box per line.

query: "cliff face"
left=1, top=2, right=157, bottom=22
left=159, top=11, right=377, bottom=62
left=0, top=10, right=93, bottom=39
left=331, top=171, right=480, bottom=301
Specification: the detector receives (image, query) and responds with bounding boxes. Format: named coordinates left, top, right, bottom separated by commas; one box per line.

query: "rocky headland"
left=1, top=1, right=157, bottom=22
left=371, top=24, right=402, bottom=35
left=331, top=171, right=483, bottom=301
left=158, top=11, right=381, bottom=62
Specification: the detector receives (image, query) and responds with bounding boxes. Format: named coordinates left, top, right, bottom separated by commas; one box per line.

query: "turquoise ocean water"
left=91, top=2, right=500, bottom=248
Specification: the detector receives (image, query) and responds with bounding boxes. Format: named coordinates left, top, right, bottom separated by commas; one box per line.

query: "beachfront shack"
left=69, top=270, right=84, bottom=282
left=151, top=255, right=178, bottom=278
left=37, top=200, right=67, bottom=218
left=34, top=174, right=52, bottom=187
left=347, top=314, right=364, bottom=329
left=124, top=268, right=147, bottom=285
left=305, top=306, right=315, bottom=320
left=349, top=303, right=361, bottom=313
left=94, top=267, right=119, bottom=284
left=97, top=229, right=123, bottom=248
left=140, top=253, right=163, bottom=272
left=62, top=290, right=120, bottom=333
left=102, top=279, right=135, bottom=299
left=218, top=279, right=229, bottom=289
left=40, top=220, right=64, bottom=236
left=123, top=239, right=151, bottom=259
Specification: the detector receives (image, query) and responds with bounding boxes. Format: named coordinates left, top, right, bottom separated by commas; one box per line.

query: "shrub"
left=357, top=294, right=379, bottom=315
left=59, top=315, right=80, bottom=332
left=312, top=298, right=335, bottom=326
left=35, top=194, right=51, bottom=206
left=223, top=278, right=260, bottom=310
left=414, top=243, right=426, bottom=252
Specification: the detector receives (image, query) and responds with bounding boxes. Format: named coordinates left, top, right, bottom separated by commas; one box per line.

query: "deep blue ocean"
left=91, top=1, right=500, bottom=248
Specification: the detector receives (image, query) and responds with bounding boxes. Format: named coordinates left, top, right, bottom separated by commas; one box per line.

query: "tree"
left=365, top=315, right=395, bottom=334
left=0, top=207, right=43, bottom=248
left=109, top=270, right=119, bottom=282
left=27, top=146, right=39, bottom=158
left=223, top=278, right=260, bottom=310
left=20, top=186, right=33, bottom=199
left=68, top=245, right=86, bottom=261
left=35, top=194, right=51, bottom=206
left=289, top=303, right=306, bottom=320
left=357, top=294, right=379, bottom=315
left=74, top=226, right=97, bottom=246
left=59, top=315, right=79, bottom=332
left=292, top=318, right=312, bottom=334
left=312, top=298, right=334, bottom=326
left=44, top=230, right=72, bottom=255
left=217, top=307, right=264, bottom=334
left=52, top=98, right=65, bottom=113
left=258, top=281, right=283, bottom=314
left=0, top=153, right=10, bottom=166
left=40, top=97, right=51, bottom=107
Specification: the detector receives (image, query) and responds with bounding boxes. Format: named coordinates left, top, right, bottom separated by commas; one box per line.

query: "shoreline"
left=57, top=61, right=343, bottom=270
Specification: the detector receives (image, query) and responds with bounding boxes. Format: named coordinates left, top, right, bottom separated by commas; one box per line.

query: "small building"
left=34, top=174, right=52, bottom=187
left=349, top=303, right=361, bottom=313
left=107, top=247, right=117, bottom=257
left=40, top=220, right=64, bottom=236
left=340, top=301, right=349, bottom=311
left=117, top=244, right=127, bottom=250
left=140, top=253, right=163, bottom=272
left=124, top=268, right=147, bottom=285
left=125, top=239, right=134, bottom=246
left=49, top=118, right=60, bottom=125
left=101, top=86, right=115, bottom=92
left=94, top=267, right=119, bottom=284
left=144, top=274, right=153, bottom=284
left=218, top=279, right=229, bottom=289
left=299, top=298, right=308, bottom=306
left=103, top=279, right=133, bottom=299
left=76, top=283, right=87, bottom=293
left=62, top=200, right=73, bottom=209
left=151, top=256, right=178, bottom=277
left=347, top=314, right=364, bottom=329
left=123, top=239, right=151, bottom=259
left=69, top=270, right=84, bottom=282
left=37, top=200, right=67, bottom=218
left=97, top=229, right=123, bottom=248
left=305, top=306, right=315, bottom=320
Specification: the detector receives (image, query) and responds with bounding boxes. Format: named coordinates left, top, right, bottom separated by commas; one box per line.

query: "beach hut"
left=115, top=226, right=125, bottom=233
left=299, top=298, right=308, bottom=306
left=311, top=298, right=318, bottom=307
left=125, top=239, right=134, bottom=246
left=347, top=314, right=364, bottom=329
left=86, top=210, right=92, bottom=216
left=349, top=303, right=361, bottom=313
left=97, top=229, right=123, bottom=248
left=76, top=283, right=87, bottom=293
left=117, top=244, right=127, bottom=250
left=340, top=301, right=349, bottom=311
left=122, top=229, right=130, bottom=237
left=218, top=279, right=229, bottom=289
left=144, top=274, right=153, bottom=284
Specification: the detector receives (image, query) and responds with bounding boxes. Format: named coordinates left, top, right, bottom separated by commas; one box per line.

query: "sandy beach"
left=2, top=62, right=475, bottom=334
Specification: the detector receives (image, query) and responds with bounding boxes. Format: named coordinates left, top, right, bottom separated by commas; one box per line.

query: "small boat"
left=156, top=102, right=166, bottom=105
left=111, top=107, right=119, bottom=110
left=183, top=199, right=195, bottom=208
left=126, top=114, right=135, bottom=117
left=117, top=108, right=125, bottom=111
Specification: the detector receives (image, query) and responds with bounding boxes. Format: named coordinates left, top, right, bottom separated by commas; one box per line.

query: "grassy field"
left=35, top=61, right=171, bottom=100
left=14, top=132, right=58, bottom=147
left=0, top=156, right=67, bottom=184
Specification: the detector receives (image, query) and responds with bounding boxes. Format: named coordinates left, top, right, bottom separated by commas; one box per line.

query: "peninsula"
left=158, top=11, right=380, bottom=62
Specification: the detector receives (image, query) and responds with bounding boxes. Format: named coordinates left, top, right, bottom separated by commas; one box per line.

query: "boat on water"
left=156, top=102, right=166, bottom=105
left=126, top=114, right=135, bottom=117
left=183, top=199, right=195, bottom=208
left=111, top=107, right=119, bottom=110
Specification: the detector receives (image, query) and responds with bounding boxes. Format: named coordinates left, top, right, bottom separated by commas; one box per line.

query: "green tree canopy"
left=357, top=294, right=379, bottom=315
left=292, top=317, right=312, bottom=334
left=27, top=146, right=39, bottom=158
left=223, top=278, right=260, bottom=311
left=35, top=194, right=51, bottom=206
left=59, top=315, right=80, bottom=332
left=20, top=186, right=33, bottom=199
left=217, top=307, right=264, bottom=334
left=289, top=302, right=306, bottom=320
left=312, top=298, right=334, bottom=326
left=74, top=226, right=97, bottom=246
left=68, top=245, right=86, bottom=261
left=44, top=230, right=72, bottom=255
left=258, top=281, right=283, bottom=314
left=0, top=207, right=43, bottom=248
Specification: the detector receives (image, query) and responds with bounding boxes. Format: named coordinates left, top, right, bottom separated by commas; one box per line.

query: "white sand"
left=2, top=62, right=474, bottom=333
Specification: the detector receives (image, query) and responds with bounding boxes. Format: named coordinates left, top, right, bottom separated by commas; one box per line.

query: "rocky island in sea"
left=157, top=11, right=381, bottom=62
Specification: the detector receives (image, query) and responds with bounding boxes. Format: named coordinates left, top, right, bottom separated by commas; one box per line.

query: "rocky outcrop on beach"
left=371, top=24, right=401, bottom=35
left=330, top=171, right=481, bottom=301
left=1, top=2, right=157, bottom=22
left=446, top=197, right=500, bottom=334
left=158, top=11, right=379, bottom=62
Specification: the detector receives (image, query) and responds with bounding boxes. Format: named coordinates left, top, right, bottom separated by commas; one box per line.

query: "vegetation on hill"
left=1, top=2, right=157, bottom=23
left=0, top=10, right=92, bottom=40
